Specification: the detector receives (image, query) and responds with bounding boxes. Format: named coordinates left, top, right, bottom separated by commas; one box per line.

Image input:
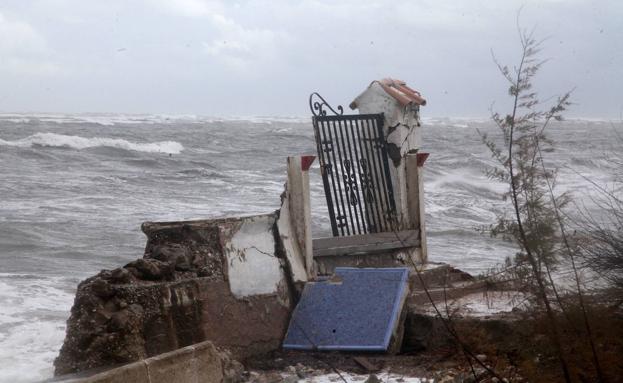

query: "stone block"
left=54, top=341, right=229, bottom=383
left=191, top=342, right=226, bottom=383
left=145, top=346, right=198, bottom=383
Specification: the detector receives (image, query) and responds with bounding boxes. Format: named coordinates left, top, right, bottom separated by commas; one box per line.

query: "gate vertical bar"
left=338, top=118, right=363, bottom=235
left=355, top=117, right=381, bottom=233
left=345, top=118, right=370, bottom=234
left=376, top=114, right=397, bottom=223
left=363, top=116, right=390, bottom=232
left=314, top=119, right=339, bottom=236
left=332, top=119, right=354, bottom=235
left=327, top=121, right=352, bottom=235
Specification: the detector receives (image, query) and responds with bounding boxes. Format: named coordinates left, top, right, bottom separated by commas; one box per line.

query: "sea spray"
left=0, top=132, right=184, bottom=154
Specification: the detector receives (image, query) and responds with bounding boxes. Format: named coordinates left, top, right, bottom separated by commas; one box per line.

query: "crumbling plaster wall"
left=225, top=215, right=287, bottom=298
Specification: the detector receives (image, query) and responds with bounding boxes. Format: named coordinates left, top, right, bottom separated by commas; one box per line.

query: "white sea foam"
left=0, top=275, right=73, bottom=383
left=0, top=114, right=615, bottom=127
left=0, top=132, right=184, bottom=154
left=0, top=113, right=310, bottom=126
left=294, top=371, right=428, bottom=382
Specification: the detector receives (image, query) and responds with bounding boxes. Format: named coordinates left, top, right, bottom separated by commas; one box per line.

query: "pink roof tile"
left=378, top=78, right=427, bottom=107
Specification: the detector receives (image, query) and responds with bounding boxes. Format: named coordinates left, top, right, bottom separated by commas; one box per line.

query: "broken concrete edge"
left=50, top=340, right=242, bottom=383
left=141, top=214, right=250, bottom=234
left=314, top=247, right=424, bottom=276
left=277, top=179, right=308, bottom=286
left=144, top=209, right=299, bottom=304
left=272, top=208, right=303, bottom=304
left=54, top=212, right=296, bottom=376
left=141, top=212, right=297, bottom=301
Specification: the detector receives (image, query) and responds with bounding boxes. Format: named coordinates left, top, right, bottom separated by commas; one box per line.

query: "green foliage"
left=482, top=27, right=578, bottom=383
left=480, top=21, right=617, bottom=383
left=480, top=29, right=572, bottom=287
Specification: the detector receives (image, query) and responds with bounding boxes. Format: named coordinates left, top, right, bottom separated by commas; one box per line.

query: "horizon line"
left=0, top=111, right=621, bottom=123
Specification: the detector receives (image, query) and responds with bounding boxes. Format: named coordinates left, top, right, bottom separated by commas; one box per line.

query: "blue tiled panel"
left=282, top=267, right=409, bottom=351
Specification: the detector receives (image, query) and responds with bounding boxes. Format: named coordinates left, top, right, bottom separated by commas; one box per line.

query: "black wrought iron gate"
left=310, top=93, right=396, bottom=237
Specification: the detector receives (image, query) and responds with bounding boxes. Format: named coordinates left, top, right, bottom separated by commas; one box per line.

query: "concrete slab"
left=53, top=341, right=228, bottom=383
left=145, top=346, right=197, bottom=383
left=283, top=267, right=409, bottom=351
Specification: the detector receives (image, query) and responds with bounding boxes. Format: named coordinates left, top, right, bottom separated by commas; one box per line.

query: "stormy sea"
left=0, top=114, right=620, bottom=382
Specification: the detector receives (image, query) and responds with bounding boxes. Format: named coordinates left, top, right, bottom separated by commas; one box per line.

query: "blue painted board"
left=282, top=267, right=409, bottom=351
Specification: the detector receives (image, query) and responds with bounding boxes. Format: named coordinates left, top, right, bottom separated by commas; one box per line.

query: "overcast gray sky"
left=0, top=0, right=621, bottom=118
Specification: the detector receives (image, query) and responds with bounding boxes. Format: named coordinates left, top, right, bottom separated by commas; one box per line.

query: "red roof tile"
left=378, top=78, right=427, bottom=107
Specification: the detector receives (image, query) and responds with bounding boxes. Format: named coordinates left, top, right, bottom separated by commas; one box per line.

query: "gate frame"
left=310, top=92, right=397, bottom=237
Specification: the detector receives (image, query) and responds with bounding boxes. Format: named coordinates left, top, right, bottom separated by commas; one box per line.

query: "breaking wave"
left=0, top=113, right=310, bottom=126
left=0, top=133, right=184, bottom=154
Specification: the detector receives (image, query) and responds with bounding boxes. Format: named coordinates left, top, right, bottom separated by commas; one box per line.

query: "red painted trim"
left=416, top=152, right=429, bottom=167
left=301, top=155, right=316, bottom=171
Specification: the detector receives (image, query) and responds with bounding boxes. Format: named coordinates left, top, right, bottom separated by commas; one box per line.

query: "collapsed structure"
left=310, top=78, right=428, bottom=276
left=54, top=79, right=433, bottom=380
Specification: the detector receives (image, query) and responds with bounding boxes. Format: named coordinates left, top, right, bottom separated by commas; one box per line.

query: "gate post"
left=406, top=152, right=429, bottom=263
left=277, top=156, right=316, bottom=283
left=350, top=79, right=427, bottom=232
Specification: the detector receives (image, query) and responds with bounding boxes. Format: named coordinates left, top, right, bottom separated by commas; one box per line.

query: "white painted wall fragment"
left=224, top=215, right=284, bottom=298
left=277, top=187, right=308, bottom=283
left=277, top=156, right=315, bottom=283
left=406, top=152, right=428, bottom=263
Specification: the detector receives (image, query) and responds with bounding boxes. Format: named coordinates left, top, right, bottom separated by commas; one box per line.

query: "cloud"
left=0, top=12, right=60, bottom=76
left=0, top=12, right=47, bottom=54
left=200, top=14, right=287, bottom=69
left=0, top=57, right=60, bottom=76
left=149, top=0, right=225, bottom=18
left=149, top=0, right=289, bottom=69
left=0, top=0, right=620, bottom=116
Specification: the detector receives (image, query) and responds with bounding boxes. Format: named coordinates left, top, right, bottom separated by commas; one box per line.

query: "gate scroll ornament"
left=310, top=93, right=396, bottom=237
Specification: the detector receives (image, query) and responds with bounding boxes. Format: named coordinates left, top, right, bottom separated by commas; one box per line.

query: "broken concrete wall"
left=348, top=81, right=427, bottom=267
left=55, top=213, right=293, bottom=376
